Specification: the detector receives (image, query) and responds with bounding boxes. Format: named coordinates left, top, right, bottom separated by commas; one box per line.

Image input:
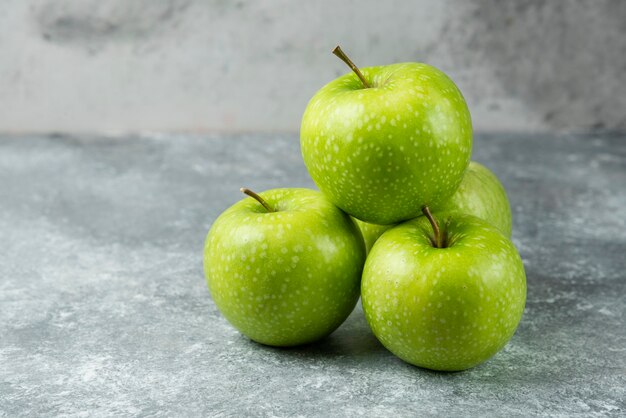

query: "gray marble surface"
left=1, top=1, right=625, bottom=133
left=1, top=133, right=625, bottom=417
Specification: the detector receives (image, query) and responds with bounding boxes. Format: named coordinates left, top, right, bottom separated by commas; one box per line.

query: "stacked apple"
left=204, top=46, right=526, bottom=371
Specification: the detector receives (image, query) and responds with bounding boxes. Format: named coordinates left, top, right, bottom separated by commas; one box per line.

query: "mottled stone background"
left=0, top=0, right=624, bottom=134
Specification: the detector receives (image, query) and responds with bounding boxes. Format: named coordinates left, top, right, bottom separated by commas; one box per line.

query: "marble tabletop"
left=1, top=132, right=624, bottom=417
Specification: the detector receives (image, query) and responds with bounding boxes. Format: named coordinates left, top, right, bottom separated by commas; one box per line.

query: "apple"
left=203, top=187, right=366, bottom=346
left=355, top=161, right=511, bottom=253
left=361, top=208, right=526, bottom=371
left=433, top=161, right=512, bottom=237
left=301, top=46, right=472, bottom=225
left=352, top=217, right=394, bottom=254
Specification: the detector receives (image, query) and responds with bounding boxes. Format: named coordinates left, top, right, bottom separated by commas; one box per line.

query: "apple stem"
left=422, top=206, right=442, bottom=248
left=240, top=188, right=274, bottom=212
left=332, top=45, right=371, bottom=89
left=443, top=217, right=452, bottom=248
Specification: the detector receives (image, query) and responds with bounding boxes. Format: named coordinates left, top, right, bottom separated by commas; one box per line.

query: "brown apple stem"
left=332, top=45, right=371, bottom=88
left=240, top=188, right=274, bottom=212
left=422, top=206, right=442, bottom=248
left=443, top=216, right=452, bottom=248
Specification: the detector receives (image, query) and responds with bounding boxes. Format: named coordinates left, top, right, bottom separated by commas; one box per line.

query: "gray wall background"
left=0, top=0, right=624, bottom=134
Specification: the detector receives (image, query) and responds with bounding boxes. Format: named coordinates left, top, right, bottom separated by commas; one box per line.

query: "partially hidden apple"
left=301, top=46, right=472, bottom=225
left=354, top=161, right=510, bottom=252
left=434, top=161, right=512, bottom=237
left=204, top=188, right=366, bottom=346
left=361, top=208, right=526, bottom=371
left=352, top=217, right=394, bottom=254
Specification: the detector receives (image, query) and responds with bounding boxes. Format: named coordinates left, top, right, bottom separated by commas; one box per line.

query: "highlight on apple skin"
left=204, top=188, right=366, bottom=347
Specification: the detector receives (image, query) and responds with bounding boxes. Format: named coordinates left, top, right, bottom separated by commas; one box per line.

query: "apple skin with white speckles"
left=301, top=63, right=472, bottom=225
left=433, top=161, right=512, bottom=237
left=355, top=162, right=511, bottom=253
left=354, top=162, right=509, bottom=253
left=361, top=212, right=526, bottom=371
left=204, top=188, right=366, bottom=347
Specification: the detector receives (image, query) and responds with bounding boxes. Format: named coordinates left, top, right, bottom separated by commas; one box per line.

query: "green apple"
left=352, top=217, right=394, bottom=254
left=204, top=187, right=366, bottom=347
left=434, top=161, right=512, bottom=237
left=361, top=209, right=526, bottom=371
left=300, top=46, right=472, bottom=225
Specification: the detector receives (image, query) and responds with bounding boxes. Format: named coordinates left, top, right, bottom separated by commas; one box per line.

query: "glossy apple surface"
left=434, top=161, right=512, bottom=237
left=301, top=63, right=472, bottom=224
left=204, top=188, right=366, bottom=346
left=361, top=212, right=526, bottom=371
